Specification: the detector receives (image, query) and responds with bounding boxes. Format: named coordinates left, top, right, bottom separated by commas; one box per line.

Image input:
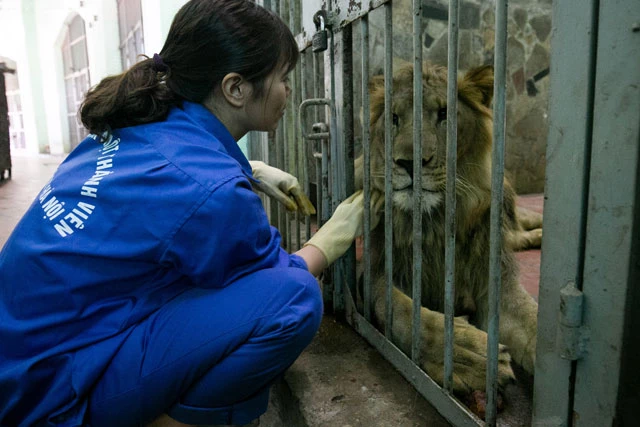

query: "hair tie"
left=152, top=53, right=168, bottom=72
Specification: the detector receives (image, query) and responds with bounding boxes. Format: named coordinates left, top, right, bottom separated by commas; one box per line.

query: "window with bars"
left=117, top=0, right=144, bottom=70
left=61, top=14, right=90, bottom=150
left=4, top=72, right=25, bottom=150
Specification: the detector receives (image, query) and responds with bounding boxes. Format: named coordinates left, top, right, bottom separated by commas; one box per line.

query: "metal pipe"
left=486, top=0, right=508, bottom=424
left=289, top=0, right=301, bottom=251
left=299, top=98, right=336, bottom=227
left=329, top=25, right=338, bottom=213
left=361, top=14, right=372, bottom=322
left=312, top=52, right=322, bottom=227
left=444, top=0, right=460, bottom=393
left=300, top=52, right=311, bottom=244
left=279, top=1, right=290, bottom=252
left=383, top=1, right=394, bottom=340
left=411, top=0, right=424, bottom=364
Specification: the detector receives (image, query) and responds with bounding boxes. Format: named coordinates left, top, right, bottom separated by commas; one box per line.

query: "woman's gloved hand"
left=304, top=190, right=384, bottom=265
left=249, top=161, right=316, bottom=216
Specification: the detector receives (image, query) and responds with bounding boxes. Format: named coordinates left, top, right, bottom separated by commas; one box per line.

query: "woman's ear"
left=220, top=73, right=251, bottom=108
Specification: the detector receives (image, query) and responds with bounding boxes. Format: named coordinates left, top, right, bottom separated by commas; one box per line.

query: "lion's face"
left=366, top=64, right=494, bottom=213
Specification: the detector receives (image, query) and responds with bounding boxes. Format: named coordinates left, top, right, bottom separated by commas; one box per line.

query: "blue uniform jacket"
left=0, top=102, right=308, bottom=425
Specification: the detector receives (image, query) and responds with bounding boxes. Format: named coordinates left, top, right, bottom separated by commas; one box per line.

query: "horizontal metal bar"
left=329, top=0, right=392, bottom=29
left=351, top=312, right=482, bottom=427
left=304, top=133, right=331, bottom=140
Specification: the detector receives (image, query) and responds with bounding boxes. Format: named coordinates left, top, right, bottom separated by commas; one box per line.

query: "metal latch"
left=555, top=281, right=588, bottom=360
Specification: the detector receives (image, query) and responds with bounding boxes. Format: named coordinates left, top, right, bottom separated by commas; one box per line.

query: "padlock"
left=312, top=30, right=328, bottom=52
left=312, top=13, right=328, bottom=53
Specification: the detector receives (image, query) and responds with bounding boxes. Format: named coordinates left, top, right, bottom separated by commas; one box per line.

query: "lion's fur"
left=355, top=63, right=539, bottom=395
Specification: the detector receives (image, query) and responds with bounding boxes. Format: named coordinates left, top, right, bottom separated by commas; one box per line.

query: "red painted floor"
left=514, top=194, right=544, bottom=301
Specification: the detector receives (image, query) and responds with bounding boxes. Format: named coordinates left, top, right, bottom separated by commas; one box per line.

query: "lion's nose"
left=395, top=159, right=413, bottom=177
left=395, top=157, right=433, bottom=177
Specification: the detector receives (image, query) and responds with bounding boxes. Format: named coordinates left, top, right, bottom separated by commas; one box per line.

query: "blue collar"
left=181, top=101, right=256, bottom=182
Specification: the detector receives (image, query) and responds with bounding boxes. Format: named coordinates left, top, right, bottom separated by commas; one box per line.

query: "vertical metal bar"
left=284, top=116, right=291, bottom=250
left=325, top=19, right=345, bottom=311
left=444, top=0, right=460, bottom=393
left=411, top=0, right=423, bottom=364
left=383, top=2, right=394, bottom=340
left=276, top=112, right=286, bottom=244
left=275, top=0, right=286, bottom=247
left=312, top=53, right=322, bottom=227
left=289, top=0, right=301, bottom=251
left=572, top=0, right=639, bottom=423
left=315, top=147, right=322, bottom=227
left=321, top=138, right=331, bottom=224
left=486, top=0, right=508, bottom=424
left=261, top=0, right=276, bottom=226
left=300, top=52, right=311, bottom=244
left=361, top=14, right=372, bottom=322
left=340, top=23, right=356, bottom=313
left=532, top=3, right=598, bottom=423
left=279, top=1, right=291, bottom=252
left=329, top=22, right=339, bottom=214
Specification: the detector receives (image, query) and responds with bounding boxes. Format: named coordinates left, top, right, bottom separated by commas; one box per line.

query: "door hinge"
left=555, top=281, right=588, bottom=360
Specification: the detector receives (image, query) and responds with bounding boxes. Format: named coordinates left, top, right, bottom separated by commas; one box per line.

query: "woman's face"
left=244, top=64, right=292, bottom=132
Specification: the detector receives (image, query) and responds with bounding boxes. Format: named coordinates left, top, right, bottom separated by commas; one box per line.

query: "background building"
left=0, top=0, right=187, bottom=155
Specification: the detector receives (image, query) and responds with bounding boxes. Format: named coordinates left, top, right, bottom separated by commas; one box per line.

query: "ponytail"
left=80, top=0, right=299, bottom=141
left=79, top=56, right=179, bottom=138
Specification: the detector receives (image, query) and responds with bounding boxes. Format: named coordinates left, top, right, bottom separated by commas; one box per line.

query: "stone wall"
left=355, top=0, right=551, bottom=194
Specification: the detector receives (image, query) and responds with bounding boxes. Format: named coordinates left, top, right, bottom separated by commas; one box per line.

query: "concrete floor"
left=0, top=154, right=542, bottom=426
left=0, top=154, right=65, bottom=245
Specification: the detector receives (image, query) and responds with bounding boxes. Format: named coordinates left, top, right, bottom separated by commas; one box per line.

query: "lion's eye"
left=437, top=107, right=447, bottom=123
left=392, top=113, right=399, bottom=127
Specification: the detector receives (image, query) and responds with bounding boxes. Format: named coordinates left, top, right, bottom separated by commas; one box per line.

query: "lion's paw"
left=422, top=316, right=515, bottom=395
left=528, top=228, right=542, bottom=248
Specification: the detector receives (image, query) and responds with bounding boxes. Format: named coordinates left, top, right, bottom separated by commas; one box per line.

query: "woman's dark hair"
left=80, top=0, right=299, bottom=137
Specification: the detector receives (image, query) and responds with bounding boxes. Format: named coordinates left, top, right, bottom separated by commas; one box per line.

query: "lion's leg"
left=497, top=282, right=538, bottom=374
left=509, top=206, right=543, bottom=251
left=506, top=228, right=543, bottom=251
left=516, top=206, right=543, bottom=230
left=370, top=279, right=514, bottom=395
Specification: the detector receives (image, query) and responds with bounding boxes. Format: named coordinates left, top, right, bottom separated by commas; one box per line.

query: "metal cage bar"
left=361, top=14, right=373, bottom=323
left=410, top=0, right=424, bottom=365
left=383, top=0, right=394, bottom=342
left=289, top=0, right=302, bottom=251
left=299, top=52, right=312, bottom=244
left=486, top=0, right=508, bottom=424
left=443, top=0, right=460, bottom=394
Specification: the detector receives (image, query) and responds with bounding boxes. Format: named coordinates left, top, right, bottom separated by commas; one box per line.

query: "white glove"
left=304, top=190, right=383, bottom=265
left=249, top=161, right=316, bottom=216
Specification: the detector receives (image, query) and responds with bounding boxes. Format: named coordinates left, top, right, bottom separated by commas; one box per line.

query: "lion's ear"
left=459, top=65, right=494, bottom=108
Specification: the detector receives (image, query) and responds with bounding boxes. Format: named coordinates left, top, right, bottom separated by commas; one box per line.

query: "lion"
left=354, top=63, right=539, bottom=398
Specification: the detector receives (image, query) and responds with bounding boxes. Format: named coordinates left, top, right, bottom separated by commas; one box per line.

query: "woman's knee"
left=271, top=268, right=323, bottom=346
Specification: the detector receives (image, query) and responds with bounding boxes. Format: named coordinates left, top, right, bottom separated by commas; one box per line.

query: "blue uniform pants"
left=86, top=267, right=322, bottom=426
